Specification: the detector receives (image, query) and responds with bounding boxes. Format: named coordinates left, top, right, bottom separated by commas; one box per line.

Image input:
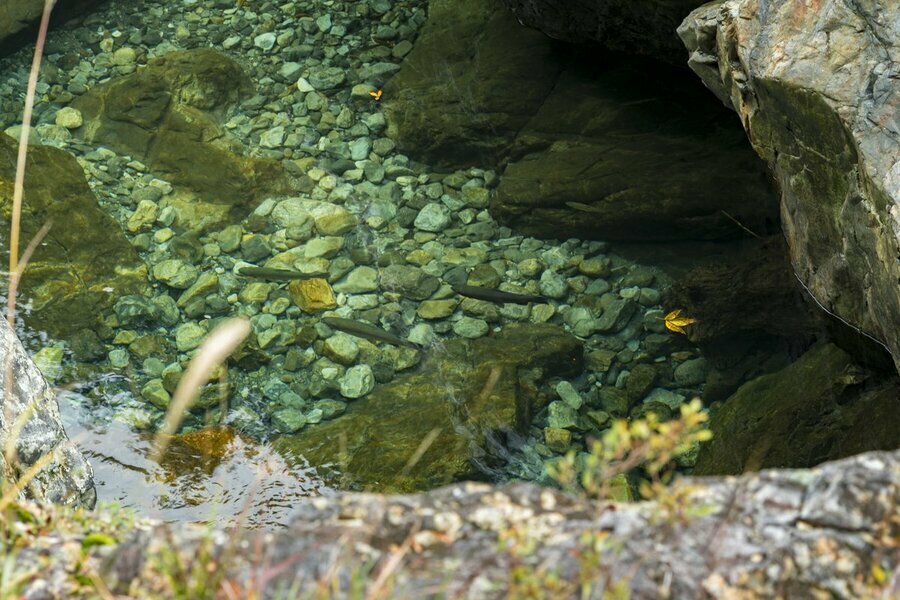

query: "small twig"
left=719, top=209, right=761, bottom=238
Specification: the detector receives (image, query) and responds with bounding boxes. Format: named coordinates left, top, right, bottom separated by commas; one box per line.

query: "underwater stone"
left=239, top=282, right=274, bottom=304
left=254, top=32, right=277, bottom=51
left=305, top=236, right=344, bottom=258
left=152, top=295, right=181, bottom=327
left=625, top=364, right=658, bottom=402
left=114, top=295, right=159, bottom=327
left=152, top=259, right=199, bottom=290
left=289, top=279, right=336, bottom=312
left=177, top=272, right=219, bottom=308
left=33, top=347, right=64, bottom=383
left=414, top=203, right=452, bottom=232
left=539, top=270, right=567, bottom=300
left=340, top=364, right=375, bottom=399
left=308, top=66, right=345, bottom=90
left=109, top=348, right=129, bottom=369
left=380, top=265, right=440, bottom=300
left=543, top=427, right=572, bottom=453
left=323, top=333, right=360, bottom=365
left=547, top=401, right=579, bottom=430
left=452, top=317, right=489, bottom=339
left=674, top=358, right=708, bottom=387
left=54, top=107, right=83, bottom=129
left=417, top=300, right=457, bottom=320
left=141, top=378, right=170, bottom=410
left=598, top=387, right=630, bottom=417
left=555, top=381, right=583, bottom=410
left=578, top=257, right=611, bottom=278
left=595, top=298, right=637, bottom=333
left=643, top=388, right=685, bottom=411
left=217, top=224, right=243, bottom=253
left=175, top=322, right=206, bottom=352
left=272, top=409, right=307, bottom=434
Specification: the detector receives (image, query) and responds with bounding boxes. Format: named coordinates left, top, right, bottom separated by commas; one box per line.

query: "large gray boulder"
left=0, top=317, right=95, bottom=508
left=678, top=0, right=900, bottom=371
left=8, top=450, right=897, bottom=598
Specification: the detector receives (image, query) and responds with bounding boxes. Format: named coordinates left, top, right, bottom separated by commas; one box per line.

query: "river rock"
left=679, top=0, right=900, bottom=372
left=501, top=0, right=708, bottom=64
left=0, top=133, right=148, bottom=338
left=694, top=343, right=900, bottom=475
left=71, top=49, right=291, bottom=232
left=379, top=264, right=440, bottom=300
left=275, top=324, right=582, bottom=492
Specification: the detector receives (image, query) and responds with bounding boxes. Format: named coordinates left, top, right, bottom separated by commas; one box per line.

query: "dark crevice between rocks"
left=0, top=1, right=114, bottom=60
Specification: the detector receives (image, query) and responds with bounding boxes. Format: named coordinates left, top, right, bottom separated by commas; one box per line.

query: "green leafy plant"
left=547, top=398, right=712, bottom=501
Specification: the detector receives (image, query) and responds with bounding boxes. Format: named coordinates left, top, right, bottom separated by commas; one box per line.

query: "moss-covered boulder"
left=384, top=0, right=776, bottom=241
left=72, top=48, right=291, bottom=232
left=694, top=343, right=900, bottom=475
left=0, top=133, right=148, bottom=339
left=275, top=324, right=583, bottom=492
left=384, top=0, right=562, bottom=169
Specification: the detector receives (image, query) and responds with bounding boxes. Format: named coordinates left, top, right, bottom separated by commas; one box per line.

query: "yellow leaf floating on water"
left=662, top=309, right=698, bottom=335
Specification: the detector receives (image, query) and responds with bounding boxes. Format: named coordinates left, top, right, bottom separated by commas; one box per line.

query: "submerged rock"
left=275, top=323, right=583, bottom=492
left=71, top=48, right=291, bottom=232
left=502, top=0, right=708, bottom=64
left=385, top=0, right=777, bottom=241
left=680, top=0, right=900, bottom=371
left=0, top=133, right=148, bottom=338
left=694, top=343, right=900, bottom=475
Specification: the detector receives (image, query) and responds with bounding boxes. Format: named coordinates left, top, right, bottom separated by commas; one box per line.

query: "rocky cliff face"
left=0, top=317, right=95, bottom=508
left=679, top=0, right=900, bottom=372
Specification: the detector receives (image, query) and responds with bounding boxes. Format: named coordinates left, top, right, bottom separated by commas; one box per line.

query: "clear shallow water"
left=59, top=391, right=329, bottom=529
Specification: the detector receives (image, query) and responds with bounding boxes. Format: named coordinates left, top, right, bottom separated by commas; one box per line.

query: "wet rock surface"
left=679, top=0, right=900, bottom=372
left=0, top=317, right=95, bottom=508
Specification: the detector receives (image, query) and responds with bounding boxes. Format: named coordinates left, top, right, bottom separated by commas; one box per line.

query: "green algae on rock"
left=71, top=48, right=291, bottom=232
left=694, top=343, right=900, bottom=475
left=275, top=323, right=583, bottom=492
left=0, top=133, right=148, bottom=339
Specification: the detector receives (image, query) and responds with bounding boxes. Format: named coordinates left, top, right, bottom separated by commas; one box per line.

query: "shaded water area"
left=1, top=0, right=897, bottom=526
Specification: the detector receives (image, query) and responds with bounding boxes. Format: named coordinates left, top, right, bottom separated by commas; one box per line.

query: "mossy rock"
left=274, top=323, right=583, bottom=492
left=694, top=343, right=900, bottom=475
left=0, top=133, right=148, bottom=339
left=72, top=48, right=291, bottom=232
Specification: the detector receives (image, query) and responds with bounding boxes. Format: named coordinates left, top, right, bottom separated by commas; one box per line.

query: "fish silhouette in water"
left=323, top=317, right=423, bottom=350
left=237, top=266, right=322, bottom=281
left=452, top=284, right=549, bottom=305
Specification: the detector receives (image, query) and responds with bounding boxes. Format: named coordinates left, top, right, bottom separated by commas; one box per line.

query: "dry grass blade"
left=400, top=428, right=442, bottom=477
left=0, top=437, right=74, bottom=512
left=151, top=317, right=250, bottom=462
left=8, top=0, right=55, bottom=297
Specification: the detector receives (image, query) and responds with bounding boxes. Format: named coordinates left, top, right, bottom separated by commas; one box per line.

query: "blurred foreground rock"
left=0, top=317, right=95, bottom=507
left=8, top=450, right=897, bottom=598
